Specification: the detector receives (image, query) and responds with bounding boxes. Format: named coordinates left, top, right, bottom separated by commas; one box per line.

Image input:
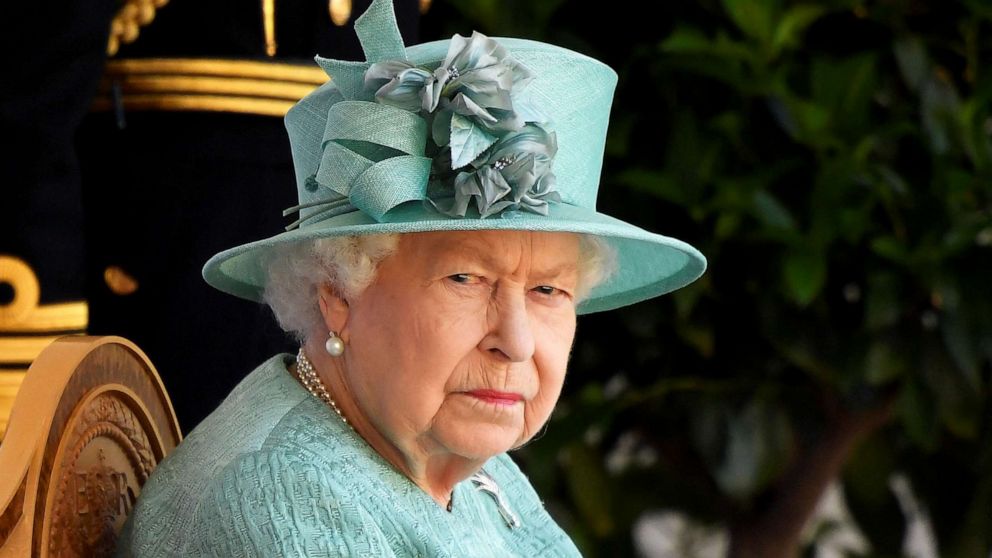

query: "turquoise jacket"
left=116, top=353, right=582, bottom=557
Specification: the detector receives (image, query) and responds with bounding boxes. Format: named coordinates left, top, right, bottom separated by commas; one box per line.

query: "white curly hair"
left=262, top=232, right=618, bottom=343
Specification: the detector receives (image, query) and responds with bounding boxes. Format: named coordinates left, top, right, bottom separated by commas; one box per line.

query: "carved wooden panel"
left=45, top=391, right=157, bottom=556
left=0, top=336, right=181, bottom=558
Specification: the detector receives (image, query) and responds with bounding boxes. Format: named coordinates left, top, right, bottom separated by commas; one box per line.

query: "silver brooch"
left=470, top=468, right=520, bottom=529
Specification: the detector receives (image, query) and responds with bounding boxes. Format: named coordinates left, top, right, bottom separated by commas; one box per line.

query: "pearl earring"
left=325, top=330, right=345, bottom=356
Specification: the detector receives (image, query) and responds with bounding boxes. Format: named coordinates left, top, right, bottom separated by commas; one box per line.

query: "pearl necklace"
left=295, top=347, right=351, bottom=429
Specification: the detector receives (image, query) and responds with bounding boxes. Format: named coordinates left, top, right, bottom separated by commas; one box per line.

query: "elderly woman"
left=116, top=0, right=705, bottom=556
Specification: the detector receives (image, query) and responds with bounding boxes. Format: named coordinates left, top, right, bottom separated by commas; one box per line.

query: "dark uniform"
left=1, top=0, right=422, bottom=433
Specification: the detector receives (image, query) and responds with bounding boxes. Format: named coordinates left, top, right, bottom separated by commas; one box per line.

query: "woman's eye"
left=533, top=285, right=565, bottom=297
left=448, top=273, right=476, bottom=284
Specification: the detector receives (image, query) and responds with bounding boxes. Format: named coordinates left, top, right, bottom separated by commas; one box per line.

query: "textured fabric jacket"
left=115, top=353, right=582, bottom=557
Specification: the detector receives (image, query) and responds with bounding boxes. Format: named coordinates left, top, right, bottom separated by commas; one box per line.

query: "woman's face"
left=339, top=230, right=580, bottom=462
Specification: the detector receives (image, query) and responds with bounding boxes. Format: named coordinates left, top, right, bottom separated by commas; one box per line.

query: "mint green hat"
left=202, top=0, right=706, bottom=314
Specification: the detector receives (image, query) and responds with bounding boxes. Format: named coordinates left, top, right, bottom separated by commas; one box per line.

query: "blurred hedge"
left=426, top=1, right=991, bottom=556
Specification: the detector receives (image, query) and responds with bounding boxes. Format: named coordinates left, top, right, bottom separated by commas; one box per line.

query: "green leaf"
left=873, top=164, right=909, bottom=196
left=844, top=434, right=897, bottom=507
left=842, top=436, right=905, bottom=554
left=661, top=27, right=754, bottom=67
left=961, top=0, right=992, bottom=18
left=865, top=341, right=908, bottom=385
left=769, top=96, right=831, bottom=143
left=810, top=53, right=877, bottom=132
left=771, top=4, right=826, bottom=54
left=751, top=190, right=796, bottom=230
left=660, top=26, right=713, bottom=53
left=870, top=236, right=911, bottom=265
left=959, top=97, right=992, bottom=170
left=920, top=72, right=963, bottom=155
left=562, top=444, right=615, bottom=536
left=721, top=0, right=777, bottom=44
left=893, top=36, right=929, bottom=92
left=865, top=272, right=904, bottom=331
left=677, top=322, right=716, bottom=359
left=898, top=378, right=940, bottom=452
left=709, top=111, right=743, bottom=141
left=922, top=340, right=982, bottom=439
left=782, top=248, right=827, bottom=306
left=715, top=213, right=742, bottom=239
left=937, top=280, right=984, bottom=390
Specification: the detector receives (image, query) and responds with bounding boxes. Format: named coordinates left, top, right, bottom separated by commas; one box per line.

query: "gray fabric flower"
left=437, top=31, right=534, bottom=131
left=365, top=29, right=536, bottom=167
left=366, top=31, right=532, bottom=121
left=364, top=30, right=560, bottom=220
left=431, top=123, right=560, bottom=218
left=364, top=61, right=435, bottom=112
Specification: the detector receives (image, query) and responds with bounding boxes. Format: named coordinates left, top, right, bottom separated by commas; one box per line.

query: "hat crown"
left=283, top=0, right=618, bottom=228
left=202, top=0, right=706, bottom=315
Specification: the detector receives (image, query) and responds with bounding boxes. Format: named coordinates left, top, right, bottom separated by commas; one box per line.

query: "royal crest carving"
left=47, top=392, right=157, bottom=556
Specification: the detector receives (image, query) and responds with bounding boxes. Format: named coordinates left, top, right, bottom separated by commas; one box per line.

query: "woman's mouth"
left=464, top=389, right=524, bottom=406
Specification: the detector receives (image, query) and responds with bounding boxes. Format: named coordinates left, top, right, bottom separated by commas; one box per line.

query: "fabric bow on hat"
left=283, top=0, right=560, bottom=230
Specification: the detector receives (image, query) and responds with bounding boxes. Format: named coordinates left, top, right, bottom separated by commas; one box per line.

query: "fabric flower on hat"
left=363, top=30, right=558, bottom=219
left=431, top=123, right=560, bottom=218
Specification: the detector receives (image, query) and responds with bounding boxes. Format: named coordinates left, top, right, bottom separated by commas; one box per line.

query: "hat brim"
left=202, top=201, right=706, bottom=315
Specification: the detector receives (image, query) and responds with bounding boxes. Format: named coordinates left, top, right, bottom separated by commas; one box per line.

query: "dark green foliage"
left=425, top=1, right=991, bottom=555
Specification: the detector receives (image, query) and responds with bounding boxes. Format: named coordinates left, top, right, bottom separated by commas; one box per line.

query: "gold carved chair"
left=0, top=336, right=181, bottom=557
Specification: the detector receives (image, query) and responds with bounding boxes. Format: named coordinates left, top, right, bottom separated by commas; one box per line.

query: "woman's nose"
left=480, top=289, right=535, bottom=363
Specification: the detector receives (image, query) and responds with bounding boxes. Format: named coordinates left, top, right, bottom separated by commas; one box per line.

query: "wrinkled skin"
left=305, top=230, right=580, bottom=507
